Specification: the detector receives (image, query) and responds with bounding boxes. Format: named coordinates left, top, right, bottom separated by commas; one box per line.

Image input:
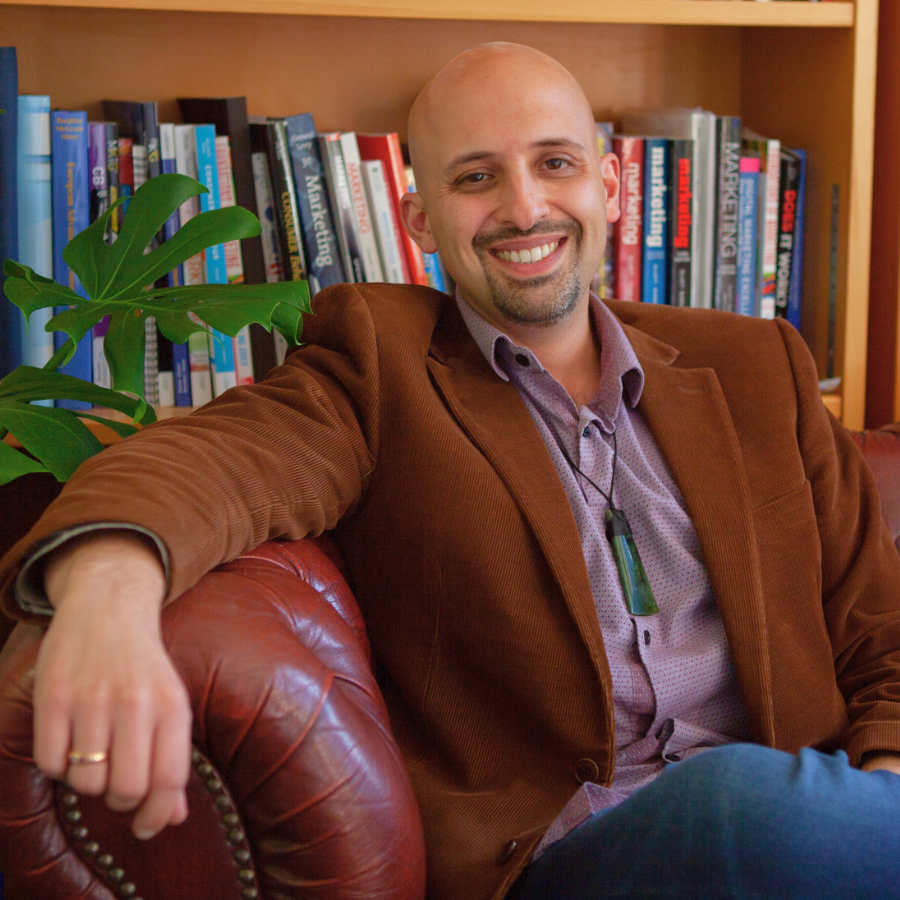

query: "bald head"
left=408, top=43, right=598, bottom=200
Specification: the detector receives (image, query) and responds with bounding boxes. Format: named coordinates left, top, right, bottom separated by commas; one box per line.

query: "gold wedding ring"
left=67, top=750, right=108, bottom=765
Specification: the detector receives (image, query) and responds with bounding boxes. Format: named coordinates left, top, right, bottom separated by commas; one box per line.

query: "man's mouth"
left=493, top=240, right=560, bottom=265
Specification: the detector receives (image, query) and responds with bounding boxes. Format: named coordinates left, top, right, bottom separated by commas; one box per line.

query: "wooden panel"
left=0, top=0, right=857, bottom=26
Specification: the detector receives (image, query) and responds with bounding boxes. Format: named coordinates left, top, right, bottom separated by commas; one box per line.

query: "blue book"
left=641, top=137, right=669, bottom=305
left=283, top=112, right=345, bottom=293
left=51, top=109, right=92, bottom=409
left=194, top=123, right=236, bottom=397
left=786, top=148, right=807, bottom=331
left=17, top=96, right=55, bottom=390
left=0, top=47, right=21, bottom=378
left=736, top=157, right=760, bottom=317
left=160, top=122, right=191, bottom=406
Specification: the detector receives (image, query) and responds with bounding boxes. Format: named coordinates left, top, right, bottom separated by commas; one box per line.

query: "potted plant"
left=0, top=173, right=310, bottom=485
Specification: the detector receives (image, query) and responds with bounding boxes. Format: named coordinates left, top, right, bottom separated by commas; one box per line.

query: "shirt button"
left=515, top=353, right=529, bottom=366
left=644, top=629, right=651, bottom=646
left=499, top=839, right=518, bottom=864
left=582, top=426, right=591, bottom=438
left=574, top=758, right=599, bottom=784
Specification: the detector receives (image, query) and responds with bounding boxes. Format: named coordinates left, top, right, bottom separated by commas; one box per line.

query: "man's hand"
left=860, top=751, right=900, bottom=777
left=33, top=530, right=192, bottom=839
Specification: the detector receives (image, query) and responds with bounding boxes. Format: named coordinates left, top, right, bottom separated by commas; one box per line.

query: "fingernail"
left=134, top=829, right=156, bottom=841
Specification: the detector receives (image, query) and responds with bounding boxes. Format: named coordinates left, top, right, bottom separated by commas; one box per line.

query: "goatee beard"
left=473, top=220, right=583, bottom=328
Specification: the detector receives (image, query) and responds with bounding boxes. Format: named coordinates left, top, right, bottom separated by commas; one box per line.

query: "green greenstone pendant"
left=605, top=508, right=659, bottom=616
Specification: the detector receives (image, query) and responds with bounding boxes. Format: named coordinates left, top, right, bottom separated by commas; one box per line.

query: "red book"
left=612, top=135, right=644, bottom=303
left=355, top=132, right=428, bottom=286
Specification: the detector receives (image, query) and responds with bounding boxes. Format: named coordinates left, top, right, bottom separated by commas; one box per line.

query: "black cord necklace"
left=560, top=431, right=659, bottom=617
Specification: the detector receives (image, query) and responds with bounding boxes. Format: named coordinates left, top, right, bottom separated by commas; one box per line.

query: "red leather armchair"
left=0, top=425, right=898, bottom=900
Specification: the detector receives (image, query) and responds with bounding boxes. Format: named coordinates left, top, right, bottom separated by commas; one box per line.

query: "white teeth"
left=495, top=240, right=559, bottom=264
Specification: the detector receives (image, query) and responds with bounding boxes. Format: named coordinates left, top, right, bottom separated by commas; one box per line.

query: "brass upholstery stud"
left=83, top=841, right=100, bottom=856
left=120, top=884, right=137, bottom=897
left=71, top=825, right=89, bottom=841
left=206, top=778, right=223, bottom=793
left=107, top=867, right=125, bottom=884
left=62, top=793, right=79, bottom=807
left=65, top=809, right=82, bottom=824
left=96, top=853, right=114, bottom=870
left=233, top=849, right=251, bottom=864
left=227, top=829, right=246, bottom=846
left=196, top=762, right=213, bottom=777
left=242, top=889, right=259, bottom=900
left=215, top=795, right=233, bottom=812
left=238, top=869, right=255, bottom=885
left=223, top=812, right=240, bottom=827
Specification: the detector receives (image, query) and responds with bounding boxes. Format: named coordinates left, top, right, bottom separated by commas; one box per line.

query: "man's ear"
left=400, top=191, right=439, bottom=255
left=601, top=152, right=621, bottom=224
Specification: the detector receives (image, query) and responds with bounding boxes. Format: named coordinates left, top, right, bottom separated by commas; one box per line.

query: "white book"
left=340, top=131, right=385, bottom=282
left=742, top=129, right=781, bottom=320
left=620, top=108, right=718, bottom=309
left=172, top=123, right=213, bottom=406
left=362, top=159, right=406, bottom=284
left=251, top=150, right=285, bottom=283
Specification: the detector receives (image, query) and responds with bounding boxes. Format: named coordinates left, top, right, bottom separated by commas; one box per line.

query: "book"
left=88, top=122, right=113, bottom=393
left=362, top=159, right=407, bottom=284
left=16, top=95, right=55, bottom=375
left=619, top=108, right=717, bottom=309
left=250, top=150, right=286, bottom=283
left=668, top=138, right=693, bottom=307
left=713, top=115, right=742, bottom=313
left=104, top=122, right=120, bottom=238
left=612, top=135, right=644, bottom=303
left=118, top=136, right=134, bottom=218
left=595, top=121, right=616, bottom=300
left=786, top=148, right=807, bottom=331
left=774, top=147, right=802, bottom=322
left=51, top=109, right=92, bottom=409
left=736, top=157, right=760, bottom=317
left=340, top=131, right=385, bottom=282
left=195, top=123, right=237, bottom=397
left=319, top=131, right=365, bottom=284
left=216, top=134, right=254, bottom=386
left=0, top=47, right=20, bottom=378
left=742, top=128, right=781, bottom=320
left=172, top=123, right=213, bottom=407
left=356, top=132, right=428, bottom=286
left=160, top=122, right=191, bottom=407
left=641, top=137, right=669, bottom=305
left=280, top=113, right=343, bottom=294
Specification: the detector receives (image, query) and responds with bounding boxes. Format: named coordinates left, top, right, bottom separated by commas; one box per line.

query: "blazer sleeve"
left=778, top=319, right=900, bottom=762
left=0, top=283, right=383, bottom=617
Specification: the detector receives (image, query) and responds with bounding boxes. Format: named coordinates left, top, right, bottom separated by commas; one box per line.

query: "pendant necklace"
left=561, top=431, right=659, bottom=617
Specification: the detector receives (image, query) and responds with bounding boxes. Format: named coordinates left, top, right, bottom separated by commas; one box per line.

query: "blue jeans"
left=508, top=744, right=900, bottom=899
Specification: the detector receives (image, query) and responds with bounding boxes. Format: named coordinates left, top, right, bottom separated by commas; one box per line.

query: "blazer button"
left=574, top=758, right=599, bottom=784
left=499, top=840, right=518, bottom=864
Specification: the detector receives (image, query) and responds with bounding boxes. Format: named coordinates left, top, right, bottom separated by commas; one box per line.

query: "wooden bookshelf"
left=0, top=0, right=877, bottom=427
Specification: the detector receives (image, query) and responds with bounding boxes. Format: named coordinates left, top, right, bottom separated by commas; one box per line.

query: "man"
left=3, top=43, right=900, bottom=899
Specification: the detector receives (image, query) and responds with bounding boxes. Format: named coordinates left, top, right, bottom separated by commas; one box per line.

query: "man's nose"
left=495, top=171, right=552, bottom=232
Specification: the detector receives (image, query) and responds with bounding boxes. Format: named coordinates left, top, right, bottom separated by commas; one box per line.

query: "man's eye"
left=456, top=171, right=491, bottom=186
left=544, top=158, right=570, bottom=171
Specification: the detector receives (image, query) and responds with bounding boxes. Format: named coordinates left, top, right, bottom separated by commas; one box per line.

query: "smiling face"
left=402, top=44, right=620, bottom=337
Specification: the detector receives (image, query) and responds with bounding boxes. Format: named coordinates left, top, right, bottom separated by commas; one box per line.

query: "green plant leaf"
left=103, top=308, right=148, bottom=397
left=2, top=260, right=85, bottom=324
left=75, top=412, right=141, bottom=439
left=0, top=439, right=51, bottom=486
left=0, top=366, right=156, bottom=424
left=47, top=302, right=119, bottom=348
left=0, top=403, right=104, bottom=482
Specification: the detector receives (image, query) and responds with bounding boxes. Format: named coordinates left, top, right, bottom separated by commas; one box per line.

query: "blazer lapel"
left=426, top=307, right=612, bottom=682
left=626, top=324, right=776, bottom=743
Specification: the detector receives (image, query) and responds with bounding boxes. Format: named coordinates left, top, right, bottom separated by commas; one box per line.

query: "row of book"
left=0, top=48, right=448, bottom=409
left=595, top=109, right=806, bottom=330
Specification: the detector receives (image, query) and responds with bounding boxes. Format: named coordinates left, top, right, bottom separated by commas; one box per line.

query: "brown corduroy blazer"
left=3, top=283, right=900, bottom=900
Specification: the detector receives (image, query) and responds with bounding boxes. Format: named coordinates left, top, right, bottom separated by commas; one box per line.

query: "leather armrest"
left=0, top=536, right=426, bottom=900
left=852, top=424, right=900, bottom=550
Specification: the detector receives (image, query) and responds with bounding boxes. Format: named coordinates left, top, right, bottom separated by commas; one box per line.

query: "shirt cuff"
left=14, top=523, right=171, bottom=615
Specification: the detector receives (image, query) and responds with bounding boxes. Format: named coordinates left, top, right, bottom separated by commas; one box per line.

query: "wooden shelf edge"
left=0, top=0, right=855, bottom=26
left=822, top=392, right=843, bottom=420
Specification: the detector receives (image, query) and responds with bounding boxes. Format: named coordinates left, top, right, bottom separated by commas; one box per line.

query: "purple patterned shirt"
left=456, top=292, right=753, bottom=857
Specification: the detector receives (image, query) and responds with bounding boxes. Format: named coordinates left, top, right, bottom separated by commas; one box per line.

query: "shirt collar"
left=454, top=289, right=645, bottom=411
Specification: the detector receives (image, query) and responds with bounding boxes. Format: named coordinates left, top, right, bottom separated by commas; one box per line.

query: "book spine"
left=774, top=148, right=801, bottom=320
left=281, top=113, right=343, bottom=293
left=195, top=123, right=237, bottom=397
left=713, top=115, right=741, bottom=313
left=612, top=135, right=643, bottom=303
left=340, top=131, right=385, bottom=282
left=88, top=123, right=113, bottom=393
left=319, top=132, right=365, bottom=283
left=758, top=137, right=781, bottom=319
left=104, top=122, right=120, bottom=237
left=736, top=157, right=760, bottom=317
left=668, top=138, right=692, bottom=307
left=51, top=110, right=92, bottom=408
left=786, top=148, right=807, bottom=331
left=118, top=137, right=134, bottom=219
left=641, top=137, right=669, bottom=305
left=361, top=159, right=407, bottom=284
left=16, top=95, right=55, bottom=374
left=160, top=122, right=191, bottom=406
left=0, top=47, right=20, bottom=377
left=251, top=150, right=286, bottom=283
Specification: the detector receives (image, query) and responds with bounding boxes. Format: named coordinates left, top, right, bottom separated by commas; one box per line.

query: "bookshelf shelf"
left=0, top=0, right=878, bottom=427
left=0, top=0, right=858, bottom=27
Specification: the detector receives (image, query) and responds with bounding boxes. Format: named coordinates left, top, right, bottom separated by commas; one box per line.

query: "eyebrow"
left=443, top=138, right=587, bottom=176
